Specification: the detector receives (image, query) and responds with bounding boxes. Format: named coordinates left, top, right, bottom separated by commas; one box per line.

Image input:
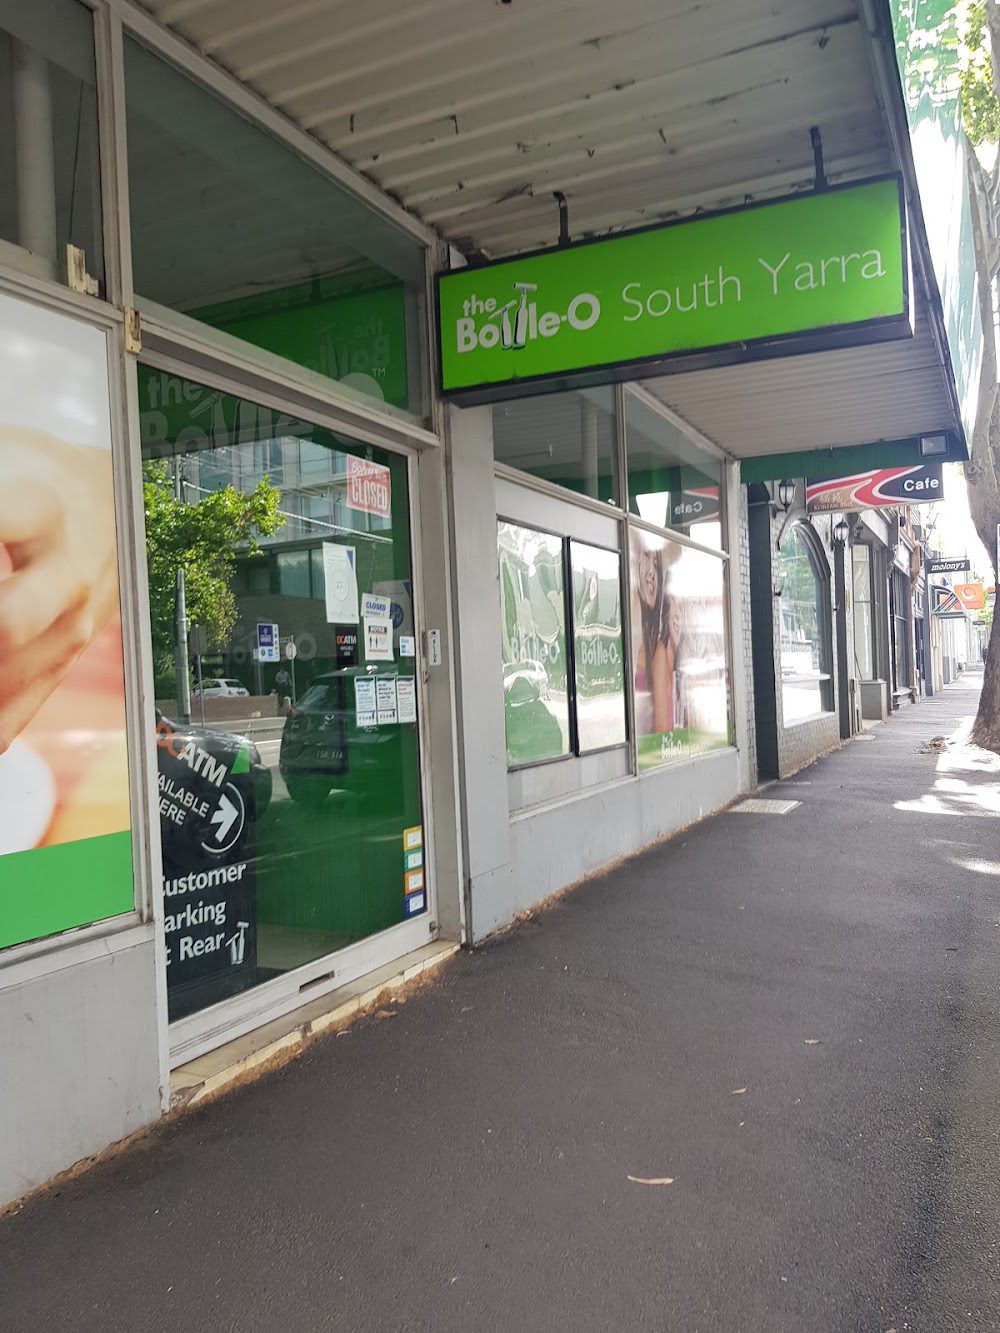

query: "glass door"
left=137, top=367, right=428, bottom=1030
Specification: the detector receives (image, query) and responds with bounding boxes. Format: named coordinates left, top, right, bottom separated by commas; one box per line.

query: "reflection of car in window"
left=193, top=678, right=250, bottom=698
left=155, top=710, right=272, bottom=818
left=502, top=661, right=563, bottom=765
left=279, top=669, right=397, bottom=807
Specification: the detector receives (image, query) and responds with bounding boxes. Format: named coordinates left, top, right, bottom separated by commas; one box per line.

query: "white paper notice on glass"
left=364, top=616, right=394, bottom=662
left=396, top=676, right=417, bottom=724
left=323, top=543, right=359, bottom=624
left=376, top=676, right=398, bottom=725
left=399, top=635, right=416, bottom=658
left=354, top=676, right=376, bottom=728
left=361, top=592, right=390, bottom=620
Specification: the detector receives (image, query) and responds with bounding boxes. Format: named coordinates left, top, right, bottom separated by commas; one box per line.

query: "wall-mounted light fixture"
left=919, top=433, right=949, bottom=459
left=777, top=478, right=796, bottom=511
left=833, top=517, right=850, bottom=545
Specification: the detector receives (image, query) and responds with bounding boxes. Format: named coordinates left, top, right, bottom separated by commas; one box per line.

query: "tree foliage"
left=143, top=461, right=284, bottom=674
left=962, top=4, right=1000, bottom=142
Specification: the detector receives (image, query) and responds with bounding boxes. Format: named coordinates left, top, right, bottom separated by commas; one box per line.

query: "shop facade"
left=0, top=0, right=983, bottom=1204
left=0, top=0, right=470, bottom=1201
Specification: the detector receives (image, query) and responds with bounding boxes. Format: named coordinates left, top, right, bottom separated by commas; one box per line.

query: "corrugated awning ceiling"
left=139, top=0, right=892, bottom=258
left=135, top=0, right=961, bottom=453
left=647, top=295, right=957, bottom=458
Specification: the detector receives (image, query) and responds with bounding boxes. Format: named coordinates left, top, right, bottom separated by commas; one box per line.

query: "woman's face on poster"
left=638, top=549, right=659, bottom=611
left=669, top=599, right=683, bottom=642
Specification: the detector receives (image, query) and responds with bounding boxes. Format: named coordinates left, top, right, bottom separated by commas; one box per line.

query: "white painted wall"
left=507, top=749, right=742, bottom=915
left=0, top=936, right=162, bottom=1205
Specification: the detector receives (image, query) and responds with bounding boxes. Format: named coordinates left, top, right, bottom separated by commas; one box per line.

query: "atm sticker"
left=404, top=849, right=423, bottom=872
left=399, top=635, right=416, bottom=658
left=405, top=868, right=425, bottom=894
left=404, top=892, right=426, bottom=916
left=403, top=825, right=423, bottom=851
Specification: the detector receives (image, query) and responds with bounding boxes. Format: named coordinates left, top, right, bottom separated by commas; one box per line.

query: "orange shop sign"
left=954, top=582, right=986, bottom=611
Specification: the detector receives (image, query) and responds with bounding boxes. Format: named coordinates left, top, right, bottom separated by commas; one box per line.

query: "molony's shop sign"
left=437, top=177, right=909, bottom=401
left=806, top=464, right=942, bottom=512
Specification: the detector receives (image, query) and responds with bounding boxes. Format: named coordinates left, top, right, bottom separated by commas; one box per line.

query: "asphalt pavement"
left=2, top=670, right=999, bottom=1332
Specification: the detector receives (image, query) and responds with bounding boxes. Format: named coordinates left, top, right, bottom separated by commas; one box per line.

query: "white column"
left=12, top=40, right=58, bottom=268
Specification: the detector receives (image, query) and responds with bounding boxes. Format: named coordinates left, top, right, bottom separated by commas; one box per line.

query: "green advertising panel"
left=438, top=178, right=909, bottom=400
left=497, top=522, right=571, bottom=766
left=570, top=541, right=627, bottom=753
left=195, top=273, right=410, bottom=413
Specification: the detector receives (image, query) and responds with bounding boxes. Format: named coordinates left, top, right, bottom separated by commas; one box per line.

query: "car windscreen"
left=295, top=679, right=341, bottom=710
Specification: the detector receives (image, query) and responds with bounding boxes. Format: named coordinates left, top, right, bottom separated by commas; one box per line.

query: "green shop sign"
left=437, top=177, right=909, bottom=402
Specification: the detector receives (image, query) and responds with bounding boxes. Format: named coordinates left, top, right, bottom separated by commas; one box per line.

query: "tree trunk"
left=972, top=611, right=1000, bottom=750
left=964, top=140, right=1000, bottom=749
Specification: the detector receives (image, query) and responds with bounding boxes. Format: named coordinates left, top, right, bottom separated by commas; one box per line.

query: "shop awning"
left=134, top=0, right=966, bottom=459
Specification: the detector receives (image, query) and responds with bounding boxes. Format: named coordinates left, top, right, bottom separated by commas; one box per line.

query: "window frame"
left=494, top=387, right=735, bottom=780
left=776, top=518, right=835, bottom=721
left=117, top=19, right=434, bottom=431
left=496, top=514, right=629, bottom=773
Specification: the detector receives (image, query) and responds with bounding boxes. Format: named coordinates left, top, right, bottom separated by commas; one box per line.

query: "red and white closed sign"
left=347, top=456, right=391, bottom=519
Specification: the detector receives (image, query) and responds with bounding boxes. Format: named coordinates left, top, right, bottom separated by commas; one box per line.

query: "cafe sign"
left=437, top=177, right=909, bottom=402
left=806, top=464, right=942, bottom=513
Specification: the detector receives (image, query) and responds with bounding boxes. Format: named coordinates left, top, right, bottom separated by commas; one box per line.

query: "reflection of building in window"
left=775, top=524, right=833, bottom=722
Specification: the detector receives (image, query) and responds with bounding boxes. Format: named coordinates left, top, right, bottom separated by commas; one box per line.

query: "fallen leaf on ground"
left=731, top=1087, right=747, bottom=1095
left=627, top=1175, right=675, bottom=1186
left=374, top=1009, right=397, bottom=1020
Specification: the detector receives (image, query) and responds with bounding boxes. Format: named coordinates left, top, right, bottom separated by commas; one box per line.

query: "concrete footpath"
left=3, top=672, right=1000, bottom=1332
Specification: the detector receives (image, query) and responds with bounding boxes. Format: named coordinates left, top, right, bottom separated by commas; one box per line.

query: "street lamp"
left=833, top=517, right=850, bottom=545
left=777, top=478, right=795, bottom=511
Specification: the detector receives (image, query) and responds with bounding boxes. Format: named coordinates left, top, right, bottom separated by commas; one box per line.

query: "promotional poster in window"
left=0, top=291, right=133, bottom=950
left=629, top=528, right=730, bottom=770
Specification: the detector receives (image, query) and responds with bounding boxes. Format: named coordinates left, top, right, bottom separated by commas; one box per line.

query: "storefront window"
left=0, top=0, right=103, bottom=289
left=492, top=389, right=618, bottom=504
left=624, top=392, right=723, bottom=551
left=892, top=567, right=912, bottom=689
left=124, top=39, right=426, bottom=421
left=139, top=368, right=425, bottom=1022
left=628, top=526, right=730, bottom=770
left=497, top=521, right=570, bottom=765
left=776, top=524, right=833, bottom=721
left=570, top=541, right=627, bottom=752
left=852, top=544, right=876, bottom=680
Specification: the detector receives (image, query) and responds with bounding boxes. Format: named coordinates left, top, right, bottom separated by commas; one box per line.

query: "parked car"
left=193, top=678, right=250, bottom=699
left=279, top=669, right=398, bottom=806
left=155, top=710, right=272, bottom=821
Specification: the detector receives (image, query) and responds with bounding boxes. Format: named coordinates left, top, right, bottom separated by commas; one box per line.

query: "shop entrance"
left=138, top=368, right=431, bottom=1057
